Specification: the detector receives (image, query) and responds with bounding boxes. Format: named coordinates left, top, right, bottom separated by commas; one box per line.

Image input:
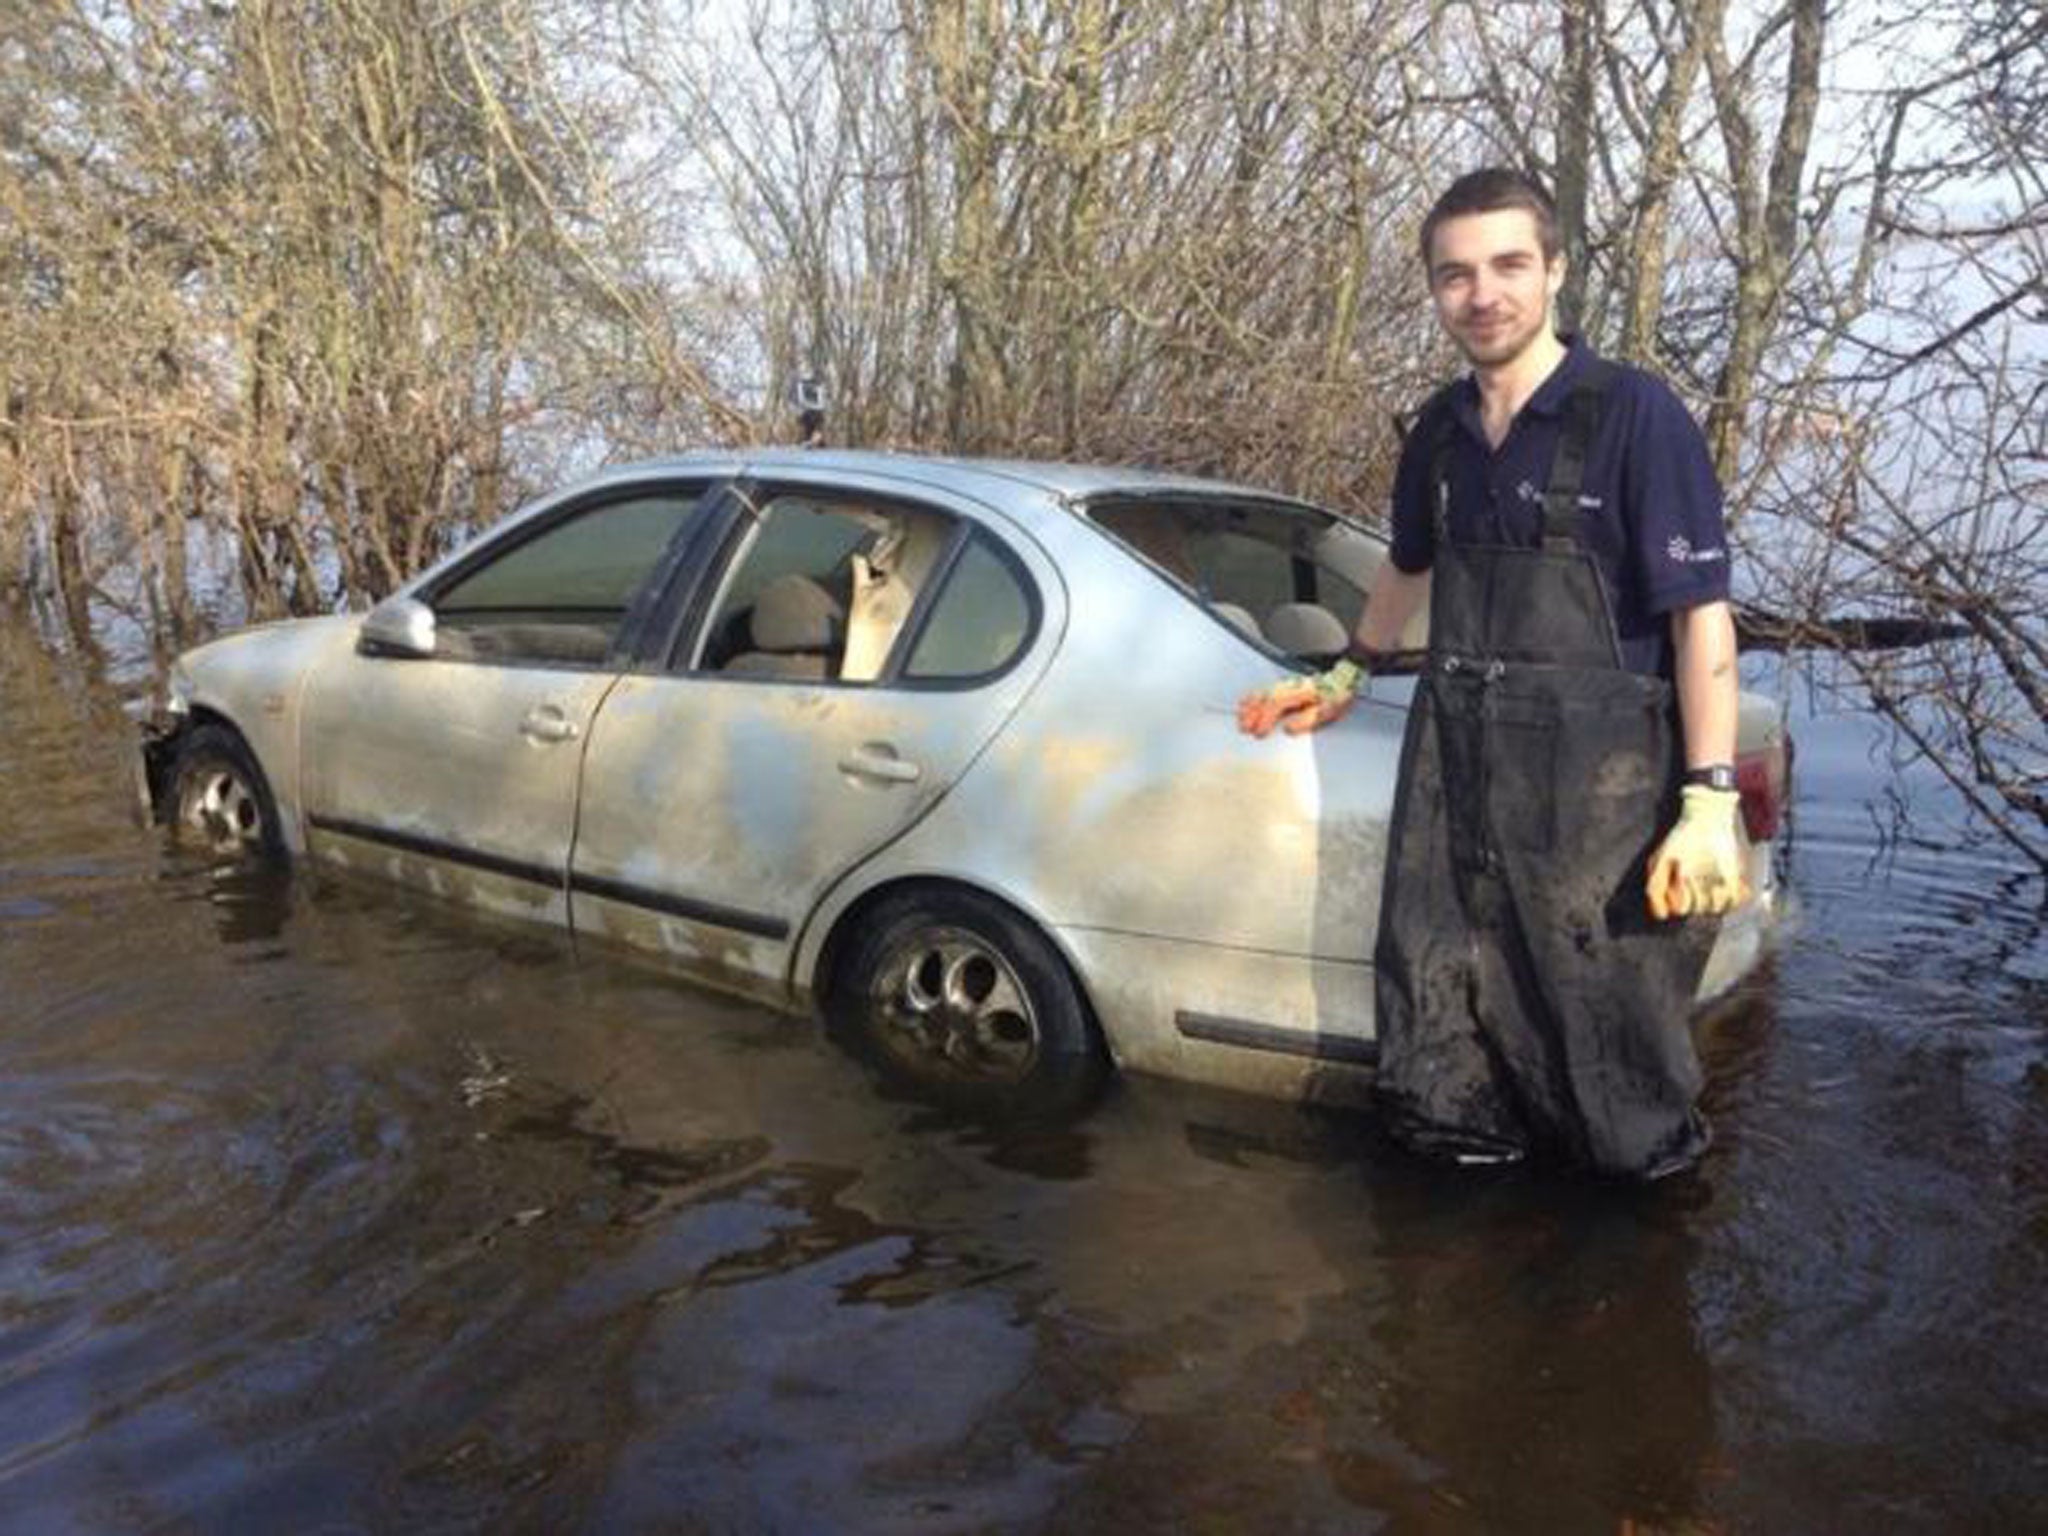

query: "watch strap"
left=1682, top=763, right=1738, bottom=793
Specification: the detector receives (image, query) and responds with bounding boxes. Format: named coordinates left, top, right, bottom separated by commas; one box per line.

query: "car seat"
left=724, top=574, right=846, bottom=678
left=1263, top=601, right=1349, bottom=659
left=1211, top=601, right=1261, bottom=639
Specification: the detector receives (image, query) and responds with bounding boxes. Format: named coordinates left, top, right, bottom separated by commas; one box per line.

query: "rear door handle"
left=838, top=744, right=922, bottom=784
left=520, top=704, right=581, bottom=744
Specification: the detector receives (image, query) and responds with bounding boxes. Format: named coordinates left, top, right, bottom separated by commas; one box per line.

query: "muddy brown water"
left=3, top=614, right=2045, bottom=1533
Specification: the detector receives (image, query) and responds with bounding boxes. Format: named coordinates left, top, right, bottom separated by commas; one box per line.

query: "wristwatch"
left=1682, top=763, right=1738, bottom=792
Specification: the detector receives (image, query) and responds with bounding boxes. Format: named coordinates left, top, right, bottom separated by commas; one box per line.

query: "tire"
left=164, top=723, right=285, bottom=864
left=829, top=887, right=1108, bottom=1118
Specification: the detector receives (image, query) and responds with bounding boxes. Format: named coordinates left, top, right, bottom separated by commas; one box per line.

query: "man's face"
left=1425, top=208, right=1564, bottom=368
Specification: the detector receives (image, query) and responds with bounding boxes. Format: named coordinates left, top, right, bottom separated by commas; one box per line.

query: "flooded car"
left=141, top=450, right=1791, bottom=1113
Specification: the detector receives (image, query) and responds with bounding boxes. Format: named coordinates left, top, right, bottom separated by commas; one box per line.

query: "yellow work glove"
left=1645, top=784, right=1752, bottom=920
left=1237, top=660, right=1365, bottom=738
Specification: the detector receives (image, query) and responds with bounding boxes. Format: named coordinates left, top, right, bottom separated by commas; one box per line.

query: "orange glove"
left=1237, top=660, right=1365, bottom=738
left=1645, top=785, right=1752, bottom=919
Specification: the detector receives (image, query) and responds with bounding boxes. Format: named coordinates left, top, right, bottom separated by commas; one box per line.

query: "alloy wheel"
left=176, top=758, right=267, bottom=855
left=867, top=924, right=1041, bottom=1084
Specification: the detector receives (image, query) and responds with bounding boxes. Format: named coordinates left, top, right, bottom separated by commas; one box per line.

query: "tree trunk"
left=1618, top=0, right=1725, bottom=363
left=929, top=0, right=1002, bottom=450
left=53, top=486, right=95, bottom=652
left=1704, top=0, right=1826, bottom=494
left=158, top=445, right=195, bottom=643
left=0, top=385, right=28, bottom=605
left=1554, top=0, right=1595, bottom=332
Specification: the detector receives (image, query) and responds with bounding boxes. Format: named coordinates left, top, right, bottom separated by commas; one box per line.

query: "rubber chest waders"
left=1372, top=361, right=1717, bottom=1177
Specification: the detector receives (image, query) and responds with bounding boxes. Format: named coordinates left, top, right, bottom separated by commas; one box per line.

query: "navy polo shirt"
left=1388, top=336, right=1731, bottom=676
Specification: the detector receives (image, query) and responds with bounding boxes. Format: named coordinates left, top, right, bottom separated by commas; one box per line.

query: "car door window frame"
left=416, top=476, right=719, bottom=673
left=630, top=478, right=758, bottom=674
left=890, top=526, right=1043, bottom=690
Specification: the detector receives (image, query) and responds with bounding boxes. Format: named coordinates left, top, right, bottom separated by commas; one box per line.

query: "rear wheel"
left=830, top=888, right=1107, bottom=1118
left=166, top=723, right=284, bottom=864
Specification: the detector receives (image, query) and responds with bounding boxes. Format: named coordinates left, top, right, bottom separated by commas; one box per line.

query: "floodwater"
left=3, top=613, right=2045, bottom=1534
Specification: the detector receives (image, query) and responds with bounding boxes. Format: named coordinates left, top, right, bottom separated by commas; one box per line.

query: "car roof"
left=590, top=447, right=1309, bottom=510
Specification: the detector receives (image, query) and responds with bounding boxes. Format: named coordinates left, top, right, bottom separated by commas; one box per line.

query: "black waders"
left=1373, top=363, right=1717, bottom=1178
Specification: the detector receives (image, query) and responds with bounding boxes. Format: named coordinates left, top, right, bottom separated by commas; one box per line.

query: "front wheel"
left=829, top=888, right=1108, bottom=1118
left=165, top=723, right=284, bottom=864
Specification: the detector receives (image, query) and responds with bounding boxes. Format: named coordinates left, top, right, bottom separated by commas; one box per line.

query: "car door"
left=567, top=471, right=1063, bottom=1004
left=299, top=481, right=714, bottom=925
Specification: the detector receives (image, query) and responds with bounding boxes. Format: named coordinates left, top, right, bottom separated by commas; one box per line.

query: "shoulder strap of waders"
left=1413, top=384, right=1461, bottom=548
left=1540, top=356, right=1619, bottom=551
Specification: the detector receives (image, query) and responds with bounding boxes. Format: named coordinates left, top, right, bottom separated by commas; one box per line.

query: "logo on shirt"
left=1518, top=480, right=1604, bottom=510
left=1666, top=536, right=1728, bottom=565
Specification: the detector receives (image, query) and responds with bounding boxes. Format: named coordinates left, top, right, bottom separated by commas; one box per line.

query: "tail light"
left=1735, top=737, right=1792, bottom=843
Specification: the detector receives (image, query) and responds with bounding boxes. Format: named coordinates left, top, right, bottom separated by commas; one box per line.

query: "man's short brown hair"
left=1419, top=168, right=1562, bottom=268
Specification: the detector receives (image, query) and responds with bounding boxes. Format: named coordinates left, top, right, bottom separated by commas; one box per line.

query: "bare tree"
left=634, top=0, right=1458, bottom=507
left=0, top=0, right=745, bottom=647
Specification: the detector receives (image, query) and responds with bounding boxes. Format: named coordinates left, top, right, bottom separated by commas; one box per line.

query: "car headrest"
left=1263, top=602, right=1349, bottom=656
left=751, top=574, right=845, bottom=652
left=1211, top=601, right=1261, bottom=639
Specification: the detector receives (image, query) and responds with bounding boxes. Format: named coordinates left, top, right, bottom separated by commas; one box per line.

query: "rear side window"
left=905, top=534, right=1034, bottom=681
left=433, top=489, right=702, bottom=666
left=1087, top=497, right=1387, bottom=661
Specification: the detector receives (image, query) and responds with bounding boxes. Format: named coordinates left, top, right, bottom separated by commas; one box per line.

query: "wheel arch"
left=186, top=702, right=246, bottom=738
left=808, top=875, right=1110, bottom=1055
left=158, top=710, right=290, bottom=861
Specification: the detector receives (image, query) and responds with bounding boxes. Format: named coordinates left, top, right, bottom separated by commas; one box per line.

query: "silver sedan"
left=144, top=451, right=1790, bottom=1114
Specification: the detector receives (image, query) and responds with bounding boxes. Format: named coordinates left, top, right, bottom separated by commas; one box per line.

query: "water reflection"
left=1345, top=1176, right=1715, bottom=1530
left=160, top=855, right=297, bottom=946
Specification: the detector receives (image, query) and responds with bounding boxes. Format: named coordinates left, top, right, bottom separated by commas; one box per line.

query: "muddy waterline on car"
left=3, top=614, right=2045, bottom=1532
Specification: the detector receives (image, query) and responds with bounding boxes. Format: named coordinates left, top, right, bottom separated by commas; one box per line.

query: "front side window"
left=695, top=493, right=957, bottom=683
left=433, top=489, right=703, bottom=666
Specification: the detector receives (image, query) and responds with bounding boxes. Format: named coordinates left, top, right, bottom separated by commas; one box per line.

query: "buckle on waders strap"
left=1438, top=655, right=1505, bottom=682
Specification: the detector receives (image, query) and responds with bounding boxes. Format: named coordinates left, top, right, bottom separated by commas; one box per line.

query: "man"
left=1240, top=168, right=1748, bottom=1178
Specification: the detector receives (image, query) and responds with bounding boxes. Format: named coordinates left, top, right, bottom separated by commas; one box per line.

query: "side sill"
left=1174, top=1010, right=1379, bottom=1067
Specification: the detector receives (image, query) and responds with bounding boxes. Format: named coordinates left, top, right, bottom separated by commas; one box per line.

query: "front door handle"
left=838, top=744, right=922, bottom=784
left=520, top=704, right=581, bottom=744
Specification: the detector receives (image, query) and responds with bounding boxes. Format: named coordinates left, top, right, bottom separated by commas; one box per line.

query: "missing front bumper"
left=135, top=716, right=185, bottom=826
